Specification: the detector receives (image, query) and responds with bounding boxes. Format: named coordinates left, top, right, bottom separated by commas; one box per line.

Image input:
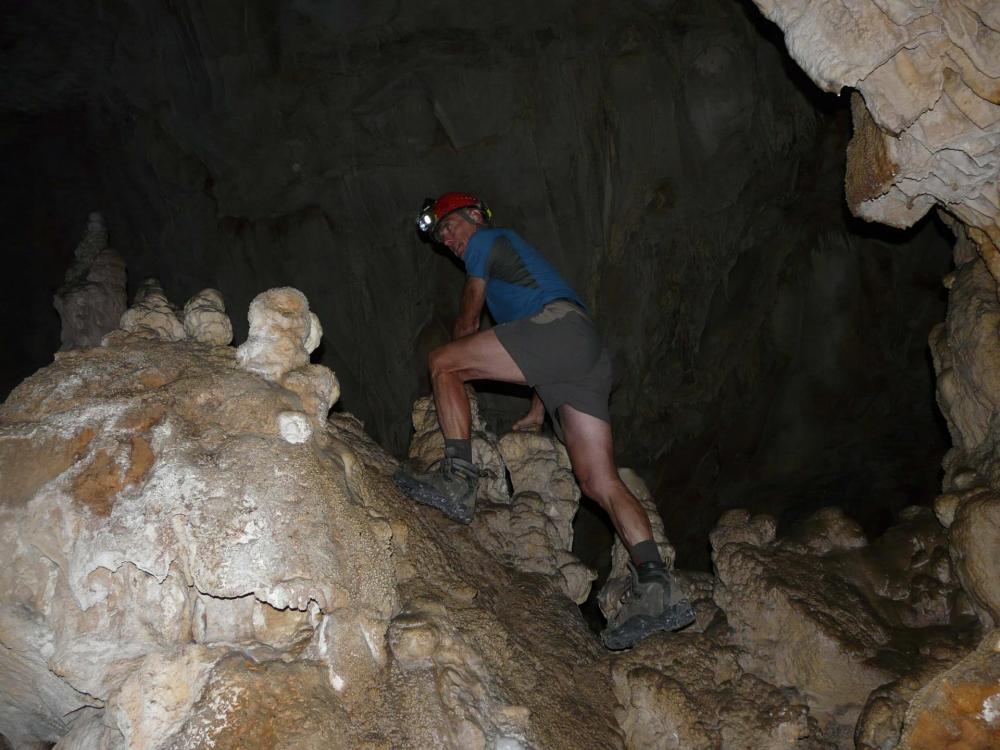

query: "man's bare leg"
left=428, top=329, right=528, bottom=439
left=558, top=404, right=654, bottom=550
left=512, top=392, right=545, bottom=431
left=394, top=330, right=529, bottom=522
left=559, top=404, right=694, bottom=647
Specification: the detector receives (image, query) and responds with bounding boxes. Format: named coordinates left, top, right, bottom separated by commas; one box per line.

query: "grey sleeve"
left=486, top=236, right=539, bottom=289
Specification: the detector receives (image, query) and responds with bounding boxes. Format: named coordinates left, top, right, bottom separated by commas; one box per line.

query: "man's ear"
left=468, top=208, right=485, bottom=225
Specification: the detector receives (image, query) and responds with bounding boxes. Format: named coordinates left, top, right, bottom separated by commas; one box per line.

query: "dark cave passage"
left=1, top=0, right=953, bottom=573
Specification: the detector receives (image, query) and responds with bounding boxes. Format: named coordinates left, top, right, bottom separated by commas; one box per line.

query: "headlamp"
left=416, top=198, right=436, bottom=234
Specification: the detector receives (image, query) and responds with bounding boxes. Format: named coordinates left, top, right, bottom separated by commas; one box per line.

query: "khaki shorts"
left=494, top=299, right=613, bottom=442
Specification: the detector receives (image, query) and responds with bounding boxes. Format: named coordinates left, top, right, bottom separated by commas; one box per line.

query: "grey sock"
left=444, top=438, right=472, bottom=463
left=630, top=539, right=663, bottom=567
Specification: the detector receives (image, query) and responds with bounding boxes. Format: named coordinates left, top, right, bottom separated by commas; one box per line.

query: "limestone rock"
left=855, top=652, right=970, bottom=750
left=930, top=243, right=1000, bottom=476
left=53, top=212, right=127, bottom=351
left=489, top=431, right=595, bottom=602
left=282, top=364, right=340, bottom=424
left=474, top=487, right=596, bottom=604
left=0, top=337, right=395, bottom=748
left=118, top=278, right=187, bottom=341
left=781, top=506, right=867, bottom=556
left=182, top=288, right=233, bottom=345
left=234, top=287, right=339, bottom=429
left=235, top=286, right=320, bottom=381
left=277, top=410, right=313, bottom=444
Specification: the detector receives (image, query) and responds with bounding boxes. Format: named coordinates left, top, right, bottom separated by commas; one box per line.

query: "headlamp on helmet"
left=415, top=192, right=491, bottom=240
left=416, top=197, right=437, bottom=234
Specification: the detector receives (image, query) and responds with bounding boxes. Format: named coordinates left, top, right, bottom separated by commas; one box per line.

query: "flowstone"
left=0, top=295, right=625, bottom=748
left=612, top=632, right=836, bottom=750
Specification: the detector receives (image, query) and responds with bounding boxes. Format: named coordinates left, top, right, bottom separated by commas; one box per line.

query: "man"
left=394, top=192, right=694, bottom=649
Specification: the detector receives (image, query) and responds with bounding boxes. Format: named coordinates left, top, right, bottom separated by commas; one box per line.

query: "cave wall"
left=0, top=0, right=953, bottom=565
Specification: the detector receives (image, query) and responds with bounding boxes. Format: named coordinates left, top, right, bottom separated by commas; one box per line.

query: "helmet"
left=416, top=192, right=492, bottom=238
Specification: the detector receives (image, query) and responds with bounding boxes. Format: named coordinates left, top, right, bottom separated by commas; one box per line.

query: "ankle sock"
left=630, top=539, right=663, bottom=567
left=444, top=438, right=472, bottom=463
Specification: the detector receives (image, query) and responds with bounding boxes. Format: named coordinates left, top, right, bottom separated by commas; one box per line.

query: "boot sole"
left=392, top=469, right=474, bottom=524
left=601, top=601, right=696, bottom=650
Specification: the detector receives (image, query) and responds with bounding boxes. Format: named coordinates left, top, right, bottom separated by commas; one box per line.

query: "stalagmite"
left=182, top=287, right=233, bottom=345
left=236, top=286, right=320, bottom=381
left=236, top=287, right=340, bottom=429
left=118, top=278, right=187, bottom=341
left=53, top=212, right=127, bottom=350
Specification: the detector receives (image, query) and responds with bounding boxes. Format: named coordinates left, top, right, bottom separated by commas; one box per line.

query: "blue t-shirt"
left=462, top=228, right=586, bottom=324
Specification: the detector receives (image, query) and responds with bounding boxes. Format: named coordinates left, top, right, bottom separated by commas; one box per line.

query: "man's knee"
left=577, top=472, right=614, bottom=507
left=429, top=344, right=465, bottom=381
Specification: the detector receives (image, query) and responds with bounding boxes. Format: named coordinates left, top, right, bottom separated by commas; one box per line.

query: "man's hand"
left=454, top=277, right=487, bottom=339
left=453, top=316, right=480, bottom=339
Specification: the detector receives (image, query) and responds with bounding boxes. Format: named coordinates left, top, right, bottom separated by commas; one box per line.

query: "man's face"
left=435, top=210, right=481, bottom=258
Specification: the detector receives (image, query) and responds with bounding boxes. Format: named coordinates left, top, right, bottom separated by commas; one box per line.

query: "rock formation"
left=236, top=287, right=340, bottom=429
left=53, top=212, right=127, bottom=350
left=711, top=506, right=975, bottom=745
left=894, top=628, right=1000, bottom=749
left=8, top=278, right=1000, bottom=749
left=118, top=278, right=186, bottom=341
left=751, top=1, right=1000, bottom=745
left=751, top=0, right=999, bottom=253
left=406, top=393, right=596, bottom=603
left=0, top=295, right=625, bottom=749
left=182, top=287, right=233, bottom=345
left=236, top=286, right=322, bottom=381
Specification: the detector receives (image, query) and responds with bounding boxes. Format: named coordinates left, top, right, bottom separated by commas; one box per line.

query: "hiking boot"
left=601, top=561, right=695, bottom=650
left=392, top=456, right=479, bottom=523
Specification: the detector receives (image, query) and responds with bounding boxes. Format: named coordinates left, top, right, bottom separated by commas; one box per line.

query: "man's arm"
left=454, top=276, right=486, bottom=339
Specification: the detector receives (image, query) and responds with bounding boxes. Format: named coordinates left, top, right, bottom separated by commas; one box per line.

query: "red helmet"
left=416, top=192, right=492, bottom=238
